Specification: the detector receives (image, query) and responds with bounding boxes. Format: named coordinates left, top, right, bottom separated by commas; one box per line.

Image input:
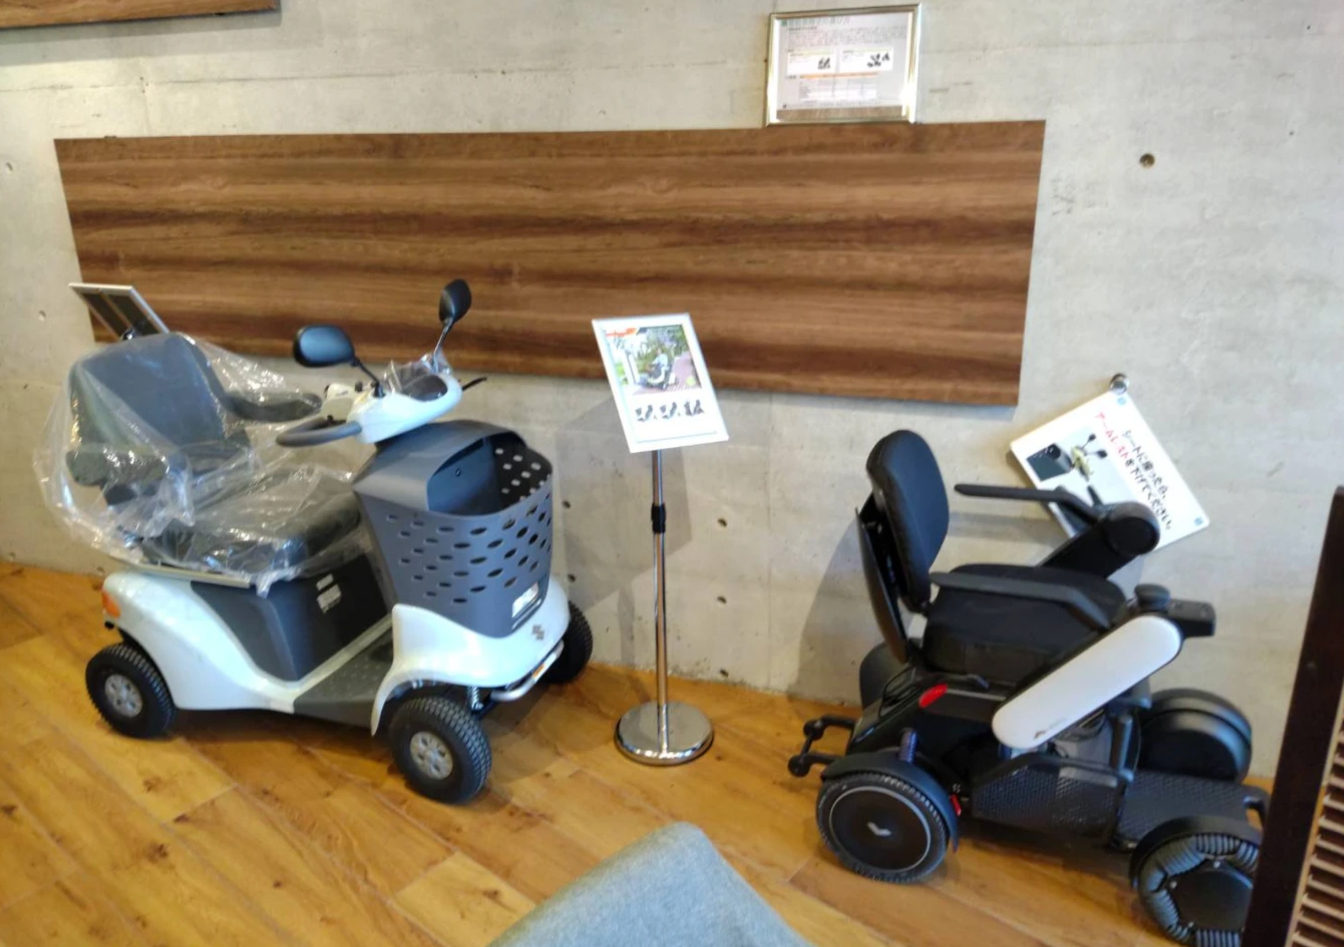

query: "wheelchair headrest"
left=864, top=430, right=949, bottom=611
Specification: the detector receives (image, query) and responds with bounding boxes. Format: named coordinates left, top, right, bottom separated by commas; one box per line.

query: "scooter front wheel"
left=389, top=696, right=492, bottom=804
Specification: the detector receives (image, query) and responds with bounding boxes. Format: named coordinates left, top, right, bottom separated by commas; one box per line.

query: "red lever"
left=918, top=683, right=948, bottom=708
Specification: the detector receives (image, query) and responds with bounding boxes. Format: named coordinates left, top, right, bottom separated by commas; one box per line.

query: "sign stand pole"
left=615, top=449, right=714, bottom=765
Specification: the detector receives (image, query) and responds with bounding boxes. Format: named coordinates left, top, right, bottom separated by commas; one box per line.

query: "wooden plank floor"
left=0, top=564, right=1170, bottom=947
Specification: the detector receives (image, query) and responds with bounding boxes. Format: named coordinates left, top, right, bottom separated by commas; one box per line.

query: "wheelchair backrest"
left=856, top=496, right=912, bottom=664
left=864, top=430, right=949, bottom=611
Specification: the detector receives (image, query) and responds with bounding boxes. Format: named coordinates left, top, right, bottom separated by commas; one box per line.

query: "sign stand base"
left=615, top=700, right=713, bottom=766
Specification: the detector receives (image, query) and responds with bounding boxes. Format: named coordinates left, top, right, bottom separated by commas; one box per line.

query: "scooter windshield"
left=384, top=355, right=451, bottom=394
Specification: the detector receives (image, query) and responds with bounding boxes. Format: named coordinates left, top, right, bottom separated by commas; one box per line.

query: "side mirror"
left=439, top=279, right=472, bottom=328
left=293, top=325, right=356, bottom=368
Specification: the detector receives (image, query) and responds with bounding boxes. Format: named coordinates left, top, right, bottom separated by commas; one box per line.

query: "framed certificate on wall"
left=766, top=5, right=921, bottom=125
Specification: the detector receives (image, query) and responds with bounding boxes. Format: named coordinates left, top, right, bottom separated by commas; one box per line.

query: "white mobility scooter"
left=44, top=280, right=590, bottom=803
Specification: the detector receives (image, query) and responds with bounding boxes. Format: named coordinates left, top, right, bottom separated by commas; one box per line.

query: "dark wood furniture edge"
left=1245, top=487, right=1344, bottom=946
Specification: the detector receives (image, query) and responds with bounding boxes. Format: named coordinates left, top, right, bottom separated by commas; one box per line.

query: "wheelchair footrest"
left=788, top=714, right=857, bottom=777
left=1116, top=770, right=1268, bottom=847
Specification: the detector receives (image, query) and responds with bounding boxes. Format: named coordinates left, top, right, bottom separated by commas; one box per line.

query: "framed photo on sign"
left=592, top=314, right=729, bottom=454
left=766, top=5, right=921, bottom=125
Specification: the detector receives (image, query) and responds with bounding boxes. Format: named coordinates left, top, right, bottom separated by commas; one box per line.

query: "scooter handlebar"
left=276, top=416, right=363, bottom=448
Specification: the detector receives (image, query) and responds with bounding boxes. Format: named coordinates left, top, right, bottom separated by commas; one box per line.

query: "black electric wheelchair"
left=789, top=431, right=1265, bottom=946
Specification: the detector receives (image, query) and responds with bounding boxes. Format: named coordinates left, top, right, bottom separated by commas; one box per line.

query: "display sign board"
left=766, top=5, right=921, bottom=124
left=592, top=314, right=729, bottom=454
left=1010, top=389, right=1208, bottom=548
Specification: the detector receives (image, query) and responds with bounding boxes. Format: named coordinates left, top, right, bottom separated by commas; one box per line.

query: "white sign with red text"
left=592, top=314, right=729, bottom=454
left=1010, top=389, right=1207, bottom=548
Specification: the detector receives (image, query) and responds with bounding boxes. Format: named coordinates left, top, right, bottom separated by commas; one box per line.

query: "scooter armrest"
left=930, top=570, right=1111, bottom=630
left=228, top=390, right=322, bottom=423
left=65, top=444, right=172, bottom=488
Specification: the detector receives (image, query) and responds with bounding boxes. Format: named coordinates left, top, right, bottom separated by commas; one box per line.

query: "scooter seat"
left=142, top=465, right=362, bottom=579
left=921, top=564, right=1127, bottom=684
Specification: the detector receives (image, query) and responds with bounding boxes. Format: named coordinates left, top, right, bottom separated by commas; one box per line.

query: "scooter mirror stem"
left=430, top=323, right=451, bottom=373
left=351, top=357, right=383, bottom=397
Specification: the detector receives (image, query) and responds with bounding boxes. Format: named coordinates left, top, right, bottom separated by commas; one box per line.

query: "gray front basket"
left=357, top=422, right=553, bottom=637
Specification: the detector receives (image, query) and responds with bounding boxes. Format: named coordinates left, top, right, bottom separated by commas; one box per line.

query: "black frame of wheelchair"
left=788, top=430, right=1266, bottom=945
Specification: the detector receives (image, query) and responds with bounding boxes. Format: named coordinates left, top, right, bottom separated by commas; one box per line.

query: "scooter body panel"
left=370, top=576, right=569, bottom=731
left=351, top=377, right=463, bottom=443
left=104, top=570, right=298, bottom=713
left=105, top=570, right=392, bottom=716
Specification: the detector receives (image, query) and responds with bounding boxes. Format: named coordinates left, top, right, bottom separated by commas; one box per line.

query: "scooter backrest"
left=69, top=334, right=250, bottom=471
left=864, top=430, right=949, bottom=612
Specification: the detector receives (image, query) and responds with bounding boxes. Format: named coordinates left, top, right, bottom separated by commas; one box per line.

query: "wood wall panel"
left=57, top=123, right=1044, bottom=404
left=0, top=0, right=275, bottom=29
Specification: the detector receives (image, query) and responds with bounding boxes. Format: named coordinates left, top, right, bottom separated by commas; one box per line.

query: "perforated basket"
left=361, top=432, right=553, bottom=637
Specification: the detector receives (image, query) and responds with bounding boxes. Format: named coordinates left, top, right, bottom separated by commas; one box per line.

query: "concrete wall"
left=1, top=0, right=1339, bottom=774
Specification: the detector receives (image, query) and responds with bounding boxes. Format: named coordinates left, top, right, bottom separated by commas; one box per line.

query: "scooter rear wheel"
left=389, top=696, right=492, bottom=804
left=86, top=643, right=176, bottom=739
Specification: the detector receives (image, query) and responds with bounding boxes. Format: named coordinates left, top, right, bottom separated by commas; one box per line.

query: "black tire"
left=86, top=643, right=176, bottom=739
left=1140, top=689, right=1252, bottom=783
left=1132, top=818, right=1259, bottom=946
left=816, top=771, right=949, bottom=883
left=542, top=602, right=593, bottom=685
left=389, top=696, right=492, bottom=803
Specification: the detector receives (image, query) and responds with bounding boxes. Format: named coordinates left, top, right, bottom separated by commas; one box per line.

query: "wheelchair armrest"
left=929, top=570, right=1111, bottom=630
left=228, top=390, right=321, bottom=423
left=1165, top=598, right=1216, bottom=638
left=954, top=483, right=1101, bottom=526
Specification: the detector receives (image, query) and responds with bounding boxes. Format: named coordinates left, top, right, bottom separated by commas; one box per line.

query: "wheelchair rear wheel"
left=816, top=771, right=949, bottom=883
left=1140, top=689, right=1252, bottom=783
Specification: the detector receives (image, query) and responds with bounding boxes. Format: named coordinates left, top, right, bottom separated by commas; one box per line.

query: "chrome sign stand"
left=614, top=450, right=713, bottom=765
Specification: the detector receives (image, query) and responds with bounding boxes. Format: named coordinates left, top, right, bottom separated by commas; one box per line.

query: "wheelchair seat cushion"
left=921, top=564, right=1127, bottom=684
left=141, top=466, right=362, bottom=578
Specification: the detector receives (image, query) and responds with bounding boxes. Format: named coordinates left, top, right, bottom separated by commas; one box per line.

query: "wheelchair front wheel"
left=816, top=771, right=949, bottom=883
